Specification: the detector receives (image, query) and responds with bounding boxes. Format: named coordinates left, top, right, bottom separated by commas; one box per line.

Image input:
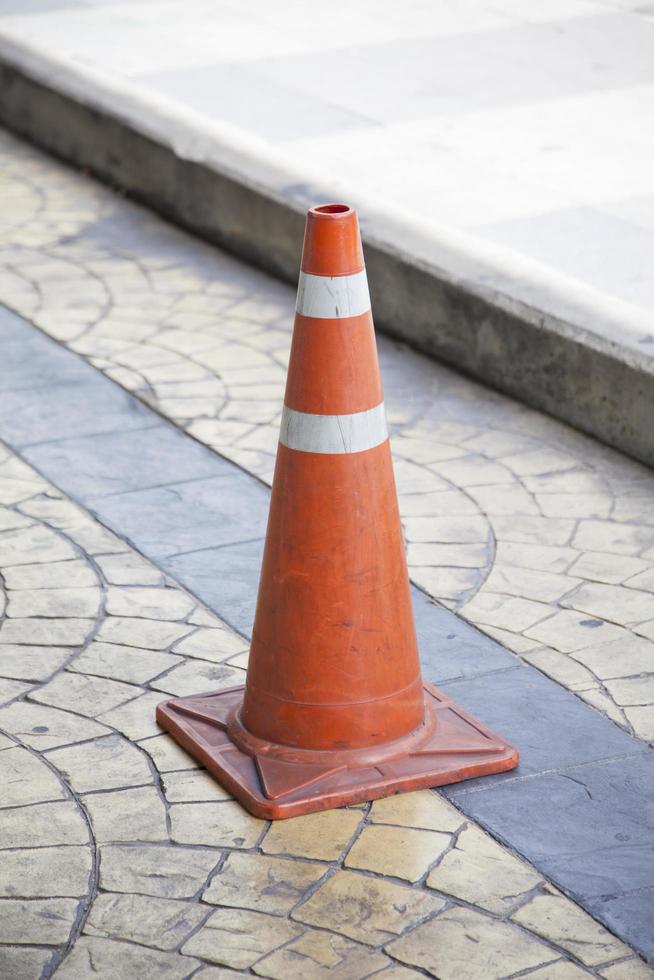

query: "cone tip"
left=302, top=203, right=363, bottom=276
left=309, top=203, right=354, bottom=218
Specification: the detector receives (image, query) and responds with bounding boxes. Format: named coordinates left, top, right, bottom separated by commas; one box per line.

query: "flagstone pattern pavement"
left=0, top=130, right=653, bottom=746
left=0, top=442, right=650, bottom=979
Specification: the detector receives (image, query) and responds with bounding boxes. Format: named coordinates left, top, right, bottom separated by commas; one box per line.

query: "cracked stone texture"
left=0, top=131, right=652, bottom=748
left=0, top=131, right=652, bottom=977
left=0, top=446, right=646, bottom=977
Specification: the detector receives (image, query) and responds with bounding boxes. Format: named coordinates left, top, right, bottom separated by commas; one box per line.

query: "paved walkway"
left=0, top=130, right=653, bottom=977
left=0, top=0, right=653, bottom=332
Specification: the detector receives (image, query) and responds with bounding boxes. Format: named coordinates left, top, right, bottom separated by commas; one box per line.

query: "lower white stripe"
left=280, top=403, right=388, bottom=454
left=296, top=270, right=371, bottom=319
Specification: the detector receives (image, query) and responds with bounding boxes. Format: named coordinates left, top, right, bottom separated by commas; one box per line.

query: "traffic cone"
left=156, top=204, right=518, bottom=819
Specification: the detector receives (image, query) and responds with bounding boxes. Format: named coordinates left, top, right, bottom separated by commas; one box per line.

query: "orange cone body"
left=157, top=205, right=518, bottom=819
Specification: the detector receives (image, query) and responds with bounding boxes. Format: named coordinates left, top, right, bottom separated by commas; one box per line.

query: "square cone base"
left=156, top=682, right=518, bottom=819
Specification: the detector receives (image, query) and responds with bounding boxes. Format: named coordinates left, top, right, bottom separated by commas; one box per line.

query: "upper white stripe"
left=279, top=403, right=388, bottom=454
left=296, top=270, right=371, bottom=319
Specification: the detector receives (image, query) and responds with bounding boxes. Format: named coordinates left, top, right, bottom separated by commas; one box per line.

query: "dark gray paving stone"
left=1, top=307, right=653, bottom=960
left=88, top=474, right=269, bottom=559
left=442, top=667, right=638, bottom=788
left=0, top=315, right=90, bottom=391
left=587, top=886, right=654, bottom=963
left=22, top=425, right=223, bottom=498
left=449, top=753, right=654, bottom=960
left=413, top=587, right=517, bottom=682
left=0, top=380, right=154, bottom=446
left=163, top=538, right=265, bottom=637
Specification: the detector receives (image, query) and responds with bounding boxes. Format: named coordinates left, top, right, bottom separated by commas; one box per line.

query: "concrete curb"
left=1, top=33, right=654, bottom=466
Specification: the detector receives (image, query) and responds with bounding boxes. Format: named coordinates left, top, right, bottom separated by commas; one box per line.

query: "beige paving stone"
left=138, top=733, right=201, bottom=772
left=183, top=907, right=301, bottom=968
left=70, top=640, right=182, bottom=685
left=411, top=565, right=479, bottom=600
left=403, top=515, right=488, bottom=544
left=84, top=785, right=167, bottom=842
left=623, top=705, right=654, bottom=740
left=0, top=846, right=91, bottom=898
left=105, top=585, right=195, bottom=620
left=369, top=788, right=465, bottom=832
left=1, top=678, right=41, bottom=703
left=170, top=801, right=264, bottom=848
left=406, top=542, right=487, bottom=567
left=375, top=968, right=427, bottom=979
left=162, top=769, right=231, bottom=802
left=526, top=958, right=599, bottom=977
left=95, top=551, right=164, bottom=585
left=525, top=612, right=625, bottom=653
left=494, top=541, right=578, bottom=574
left=537, top=492, right=613, bottom=519
left=345, top=823, right=450, bottom=882
left=0, top=700, right=109, bottom=749
left=563, top=582, right=654, bottom=626
left=512, top=889, right=632, bottom=966
left=203, top=851, right=325, bottom=914
left=387, top=906, right=559, bottom=979
left=97, top=689, right=169, bottom=739
left=499, top=448, right=576, bottom=476
left=47, top=733, right=153, bottom=792
left=604, top=675, right=654, bottom=706
left=6, top=586, right=101, bottom=618
left=0, top=898, right=79, bottom=944
left=434, top=457, right=515, bottom=487
left=0, top=643, right=72, bottom=681
left=483, top=564, right=579, bottom=603
left=573, top=520, right=654, bottom=557
left=151, top=659, right=245, bottom=697
left=571, top=635, right=654, bottom=680
left=3, top=558, right=98, bottom=589
left=569, top=552, right=651, bottom=586
left=188, top=966, right=251, bottom=979
left=482, top=626, right=541, bottom=653
left=85, top=892, right=208, bottom=950
left=635, top=620, right=654, bottom=641
left=578, top=687, right=629, bottom=728
left=0, top=617, right=94, bottom=646
left=399, top=491, right=477, bottom=520
left=95, top=616, right=193, bottom=649
left=492, top=515, right=575, bottom=546
left=32, top=671, right=141, bottom=716
left=468, top=483, right=540, bottom=516
left=0, top=947, right=54, bottom=980
left=426, top=824, right=542, bottom=912
left=0, top=524, right=76, bottom=565
left=0, top=507, right=33, bottom=533
left=172, top=626, right=248, bottom=662
left=600, top=958, right=654, bottom=978
left=226, top=650, right=249, bottom=669
left=99, top=842, right=218, bottom=898
left=253, top=929, right=390, bottom=979
left=261, top=808, right=362, bottom=861
left=462, top=592, right=551, bottom=632
left=626, top=567, right=654, bottom=593
left=186, top=607, right=225, bottom=627
left=523, top=648, right=598, bottom=691
left=293, top=870, right=443, bottom=945
left=66, top=522, right=128, bottom=556
left=0, top=744, right=66, bottom=805
left=523, top=471, right=609, bottom=495
left=54, top=937, right=200, bottom=979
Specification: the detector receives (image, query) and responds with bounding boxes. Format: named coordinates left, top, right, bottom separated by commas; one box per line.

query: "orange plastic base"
left=156, top=683, right=518, bottom=819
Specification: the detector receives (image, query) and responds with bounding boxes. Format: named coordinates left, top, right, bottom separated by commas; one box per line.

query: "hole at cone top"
left=312, top=203, right=352, bottom=216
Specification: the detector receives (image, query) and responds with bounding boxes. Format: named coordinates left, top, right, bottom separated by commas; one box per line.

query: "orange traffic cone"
left=156, top=204, right=518, bottom=819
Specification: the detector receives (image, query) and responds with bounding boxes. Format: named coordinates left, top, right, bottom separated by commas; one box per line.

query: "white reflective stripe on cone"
left=296, top=270, right=371, bottom=319
left=279, top=403, right=388, bottom=454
